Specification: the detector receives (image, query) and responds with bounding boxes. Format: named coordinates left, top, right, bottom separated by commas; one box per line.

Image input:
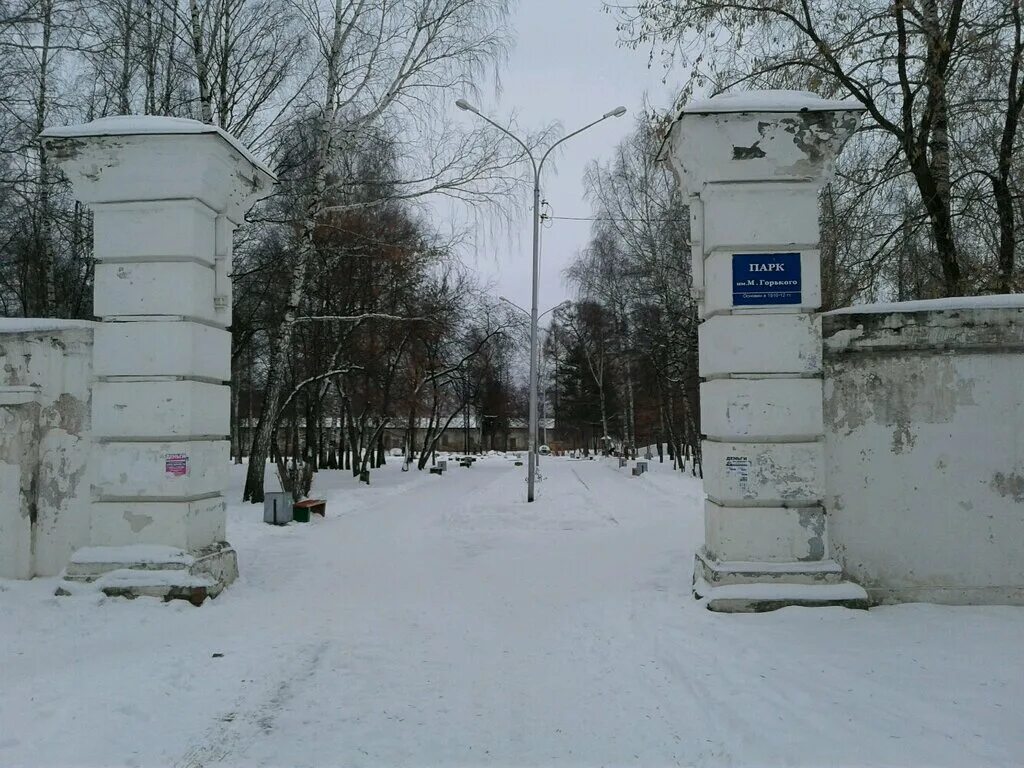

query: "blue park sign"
left=732, top=252, right=802, bottom=306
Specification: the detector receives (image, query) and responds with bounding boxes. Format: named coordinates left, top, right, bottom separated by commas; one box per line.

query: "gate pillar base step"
left=693, top=551, right=869, bottom=612
left=56, top=541, right=237, bottom=605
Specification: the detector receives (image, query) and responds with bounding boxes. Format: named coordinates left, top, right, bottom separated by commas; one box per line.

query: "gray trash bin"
left=263, top=491, right=293, bottom=525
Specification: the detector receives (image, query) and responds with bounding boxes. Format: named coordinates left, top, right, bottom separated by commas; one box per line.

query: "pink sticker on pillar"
left=165, top=453, right=189, bottom=477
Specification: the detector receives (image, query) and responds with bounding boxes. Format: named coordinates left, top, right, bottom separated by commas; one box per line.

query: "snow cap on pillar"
left=663, top=89, right=865, bottom=194
left=40, top=115, right=276, bottom=222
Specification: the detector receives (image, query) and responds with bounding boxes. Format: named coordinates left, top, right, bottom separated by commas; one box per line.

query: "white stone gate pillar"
left=664, top=91, right=868, bottom=612
left=42, top=117, right=274, bottom=602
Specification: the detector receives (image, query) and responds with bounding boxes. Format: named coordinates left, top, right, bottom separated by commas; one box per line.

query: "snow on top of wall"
left=826, top=294, right=1024, bottom=316
left=681, top=89, right=863, bottom=115
left=41, top=115, right=275, bottom=179
left=0, top=318, right=96, bottom=334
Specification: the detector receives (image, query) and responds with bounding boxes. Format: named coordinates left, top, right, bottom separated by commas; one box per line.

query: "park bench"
left=430, top=466, right=444, bottom=475
left=293, top=498, right=326, bottom=523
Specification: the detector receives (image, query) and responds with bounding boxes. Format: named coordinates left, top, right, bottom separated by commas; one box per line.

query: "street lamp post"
left=460, top=100, right=626, bottom=501
left=501, top=297, right=570, bottom=475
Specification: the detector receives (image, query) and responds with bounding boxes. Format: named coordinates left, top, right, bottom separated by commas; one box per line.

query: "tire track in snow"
left=565, top=460, right=733, bottom=765
left=173, top=639, right=329, bottom=768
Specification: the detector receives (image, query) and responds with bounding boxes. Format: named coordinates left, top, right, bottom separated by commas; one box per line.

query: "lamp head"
left=456, top=99, right=479, bottom=114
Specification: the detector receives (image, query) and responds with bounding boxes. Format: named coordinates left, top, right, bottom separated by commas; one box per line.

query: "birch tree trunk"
left=624, top=366, right=636, bottom=457
left=231, top=374, right=242, bottom=463
left=161, top=3, right=178, bottom=113
left=143, top=0, right=158, bottom=113
left=189, top=0, right=214, bottom=124
left=117, top=0, right=134, bottom=114
left=243, top=0, right=351, bottom=501
left=994, top=0, right=1024, bottom=293
left=34, top=0, right=55, bottom=316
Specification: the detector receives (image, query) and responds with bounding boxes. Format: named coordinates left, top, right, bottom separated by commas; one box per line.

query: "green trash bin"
left=293, top=503, right=310, bottom=523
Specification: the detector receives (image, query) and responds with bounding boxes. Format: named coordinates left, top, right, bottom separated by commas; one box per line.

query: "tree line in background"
left=548, top=0, right=1024, bottom=470
left=9, top=0, right=1020, bottom=496
left=545, top=115, right=701, bottom=474
left=612, top=0, right=1024, bottom=303
left=0, top=0, right=535, bottom=502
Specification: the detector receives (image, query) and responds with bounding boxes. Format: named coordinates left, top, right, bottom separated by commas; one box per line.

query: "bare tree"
left=612, top=0, right=1024, bottom=298
left=243, top=0, right=519, bottom=502
left=561, top=114, right=700, bottom=471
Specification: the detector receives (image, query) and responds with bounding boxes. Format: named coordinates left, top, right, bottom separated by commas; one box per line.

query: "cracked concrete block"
left=92, top=380, right=229, bottom=439
left=89, top=496, right=225, bottom=550
left=703, top=439, right=824, bottom=507
left=92, top=200, right=216, bottom=264
left=95, top=261, right=216, bottom=322
left=701, top=183, right=820, bottom=253
left=701, top=378, right=823, bottom=441
left=93, top=440, right=229, bottom=500
left=699, top=313, right=821, bottom=377
left=704, top=499, right=827, bottom=563
left=94, top=321, right=230, bottom=381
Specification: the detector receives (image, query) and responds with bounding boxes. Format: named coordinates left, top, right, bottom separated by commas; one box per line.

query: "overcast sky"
left=454, top=0, right=679, bottom=315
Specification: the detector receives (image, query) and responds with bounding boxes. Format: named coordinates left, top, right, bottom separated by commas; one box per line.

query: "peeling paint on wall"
left=797, top=507, right=825, bottom=561
left=823, top=305, right=1024, bottom=605
left=732, top=142, right=766, bottom=160
left=0, top=324, right=94, bottom=578
left=824, top=357, right=976, bottom=439
left=991, top=472, right=1024, bottom=502
left=123, top=509, right=154, bottom=533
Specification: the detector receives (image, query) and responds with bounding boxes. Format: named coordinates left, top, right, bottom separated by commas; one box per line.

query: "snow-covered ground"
left=2, top=456, right=1022, bottom=767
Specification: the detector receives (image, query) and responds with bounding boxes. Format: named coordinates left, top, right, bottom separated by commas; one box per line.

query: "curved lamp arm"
left=538, top=106, right=627, bottom=175
left=456, top=100, right=626, bottom=180
left=539, top=300, right=572, bottom=320
left=456, top=99, right=537, bottom=176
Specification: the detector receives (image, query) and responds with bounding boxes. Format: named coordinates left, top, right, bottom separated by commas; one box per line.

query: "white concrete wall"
left=823, top=301, right=1024, bottom=604
left=40, top=121, right=273, bottom=574
left=0, top=321, right=95, bottom=577
left=666, top=98, right=862, bottom=602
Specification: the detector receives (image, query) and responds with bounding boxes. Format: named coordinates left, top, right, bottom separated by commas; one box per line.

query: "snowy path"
left=2, top=456, right=1023, bottom=767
